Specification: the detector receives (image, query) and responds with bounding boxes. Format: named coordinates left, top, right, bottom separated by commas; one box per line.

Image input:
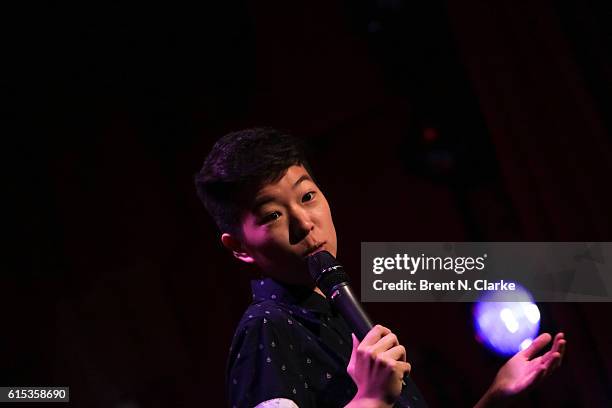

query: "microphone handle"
left=328, top=282, right=373, bottom=340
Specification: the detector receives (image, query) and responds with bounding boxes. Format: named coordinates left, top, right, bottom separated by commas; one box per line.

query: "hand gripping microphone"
left=306, top=250, right=428, bottom=408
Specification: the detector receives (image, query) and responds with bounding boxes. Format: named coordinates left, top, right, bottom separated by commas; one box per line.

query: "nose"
left=288, top=207, right=314, bottom=245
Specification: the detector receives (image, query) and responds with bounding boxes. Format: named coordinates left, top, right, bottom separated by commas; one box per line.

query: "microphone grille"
left=306, top=251, right=350, bottom=296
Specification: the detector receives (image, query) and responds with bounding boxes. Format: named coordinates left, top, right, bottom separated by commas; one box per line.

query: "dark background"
left=5, top=0, right=612, bottom=406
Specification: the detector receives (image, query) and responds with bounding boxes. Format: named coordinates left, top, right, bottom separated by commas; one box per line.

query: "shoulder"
left=229, top=301, right=299, bottom=354
left=237, top=300, right=296, bottom=331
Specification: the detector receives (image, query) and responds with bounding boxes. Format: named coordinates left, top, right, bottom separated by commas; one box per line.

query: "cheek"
left=314, top=202, right=337, bottom=240
left=261, top=231, right=289, bottom=253
left=241, top=223, right=265, bottom=245
left=247, top=224, right=290, bottom=255
left=318, top=200, right=335, bottom=229
left=327, top=214, right=338, bottom=247
left=321, top=201, right=338, bottom=248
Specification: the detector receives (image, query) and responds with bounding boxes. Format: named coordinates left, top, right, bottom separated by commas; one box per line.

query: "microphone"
left=306, top=250, right=373, bottom=340
left=306, top=250, right=428, bottom=408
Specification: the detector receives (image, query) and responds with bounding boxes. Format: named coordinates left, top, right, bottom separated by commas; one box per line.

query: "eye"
left=302, top=191, right=316, bottom=202
left=262, top=211, right=281, bottom=224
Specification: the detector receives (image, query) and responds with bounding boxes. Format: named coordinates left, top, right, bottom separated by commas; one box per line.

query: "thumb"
left=352, top=333, right=359, bottom=347
left=348, top=333, right=359, bottom=372
left=351, top=333, right=360, bottom=357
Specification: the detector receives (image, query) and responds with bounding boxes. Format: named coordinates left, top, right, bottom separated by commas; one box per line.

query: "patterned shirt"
left=226, top=278, right=427, bottom=408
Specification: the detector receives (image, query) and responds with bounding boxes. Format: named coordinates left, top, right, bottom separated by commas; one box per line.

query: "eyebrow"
left=251, top=174, right=314, bottom=211
left=252, top=195, right=275, bottom=212
left=293, top=174, right=313, bottom=188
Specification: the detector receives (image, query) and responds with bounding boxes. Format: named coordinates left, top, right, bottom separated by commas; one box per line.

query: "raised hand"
left=476, top=332, right=566, bottom=407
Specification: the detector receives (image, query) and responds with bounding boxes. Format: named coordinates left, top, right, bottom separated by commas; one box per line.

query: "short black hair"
left=195, top=127, right=314, bottom=237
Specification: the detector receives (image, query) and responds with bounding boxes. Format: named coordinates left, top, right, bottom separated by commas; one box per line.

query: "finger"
left=549, top=352, right=562, bottom=370
left=556, top=339, right=566, bottom=366
left=544, top=336, right=565, bottom=362
left=540, top=332, right=564, bottom=357
left=547, top=333, right=566, bottom=370
left=551, top=332, right=565, bottom=353
left=382, top=344, right=407, bottom=362
left=349, top=333, right=359, bottom=367
left=350, top=333, right=359, bottom=357
left=384, top=359, right=411, bottom=376
left=360, top=324, right=391, bottom=347
left=521, top=333, right=552, bottom=359
left=541, top=350, right=562, bottom=370
left=371, top=332, right=400, bottom=354
left=398, top=360, right=412, bottom=375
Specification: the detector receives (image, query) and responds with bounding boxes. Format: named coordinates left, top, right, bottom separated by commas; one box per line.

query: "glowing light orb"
left=472, top=284, right=540, bottom=356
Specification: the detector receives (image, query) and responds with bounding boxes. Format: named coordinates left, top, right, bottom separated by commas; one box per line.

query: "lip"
left=303, top=242, right=326, bottom=258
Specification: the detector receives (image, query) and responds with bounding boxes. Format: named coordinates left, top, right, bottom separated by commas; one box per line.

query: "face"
left=225, top=165, right=337, bottom=287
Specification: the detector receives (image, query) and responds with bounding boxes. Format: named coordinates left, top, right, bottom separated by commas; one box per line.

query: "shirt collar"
left=251, top=277, right=331, bottom=314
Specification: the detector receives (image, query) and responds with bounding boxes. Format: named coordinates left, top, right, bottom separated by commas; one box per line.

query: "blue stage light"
left=472, top=284, right=540, bottom=357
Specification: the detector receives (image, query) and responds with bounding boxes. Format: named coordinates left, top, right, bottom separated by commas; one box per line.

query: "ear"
left=221, top=233, right=256, bottom=264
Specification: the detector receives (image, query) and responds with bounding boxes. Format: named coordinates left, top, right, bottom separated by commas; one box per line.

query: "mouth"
left=303, top=242, right=326, bottom=258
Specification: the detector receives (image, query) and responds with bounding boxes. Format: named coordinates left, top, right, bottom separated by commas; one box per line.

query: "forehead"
left=248, top=165, right=313, bottom=206
left=255, top=165, right=312, bottom=193
left=259, top=165, right=311, bottom=190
